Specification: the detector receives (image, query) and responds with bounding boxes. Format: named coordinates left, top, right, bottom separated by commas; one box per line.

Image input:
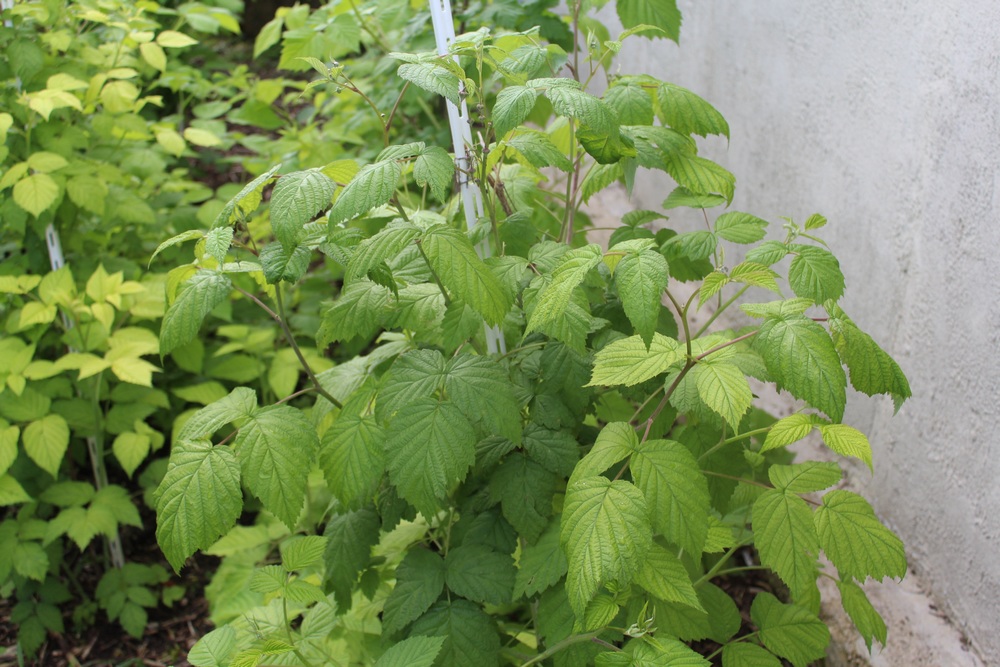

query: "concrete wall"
left=598, top=1, right=1000, bottom=662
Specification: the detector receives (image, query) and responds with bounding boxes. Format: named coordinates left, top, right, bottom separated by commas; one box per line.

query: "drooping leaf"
left=753, top=314, right=846, bottom=422
left=409, top=599, right=500, bottom=667
left=753, top=489, right=819, bottom=598
left=828, top=313, right=911, bottom=404
left=837, top=580, right=887, bottom=651
left=383, top=547, right=447, bottom=635
left=234, top=405, right=319, bottom=529
left=589, top=334, right=684, bottom=387
left=155, top=440, right=242, bottom=572
left=814, top=490, right=905, bottom=582
left=421, top=225, right=510, bottom=325
left=384, top=398, right=476, bottom=518
left=398, top=62, right=462, bottom=106
left=270, top=169, right=336, bottom=248
left=751, top=593, right=830, bottom=667
left=561, top=476, right=652, bottom=617
left=631, top=438, right=711, bottom=555
left=160, top=271, right=232, bottom=355
left=445, top=544, right=515, bottom=605
left=615, top=249, right=669, bottom=347
left=657, top=82, right=729, bottom=138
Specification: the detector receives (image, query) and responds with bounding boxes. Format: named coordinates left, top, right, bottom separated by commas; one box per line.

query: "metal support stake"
left=428, top=0, right=507, bottom=354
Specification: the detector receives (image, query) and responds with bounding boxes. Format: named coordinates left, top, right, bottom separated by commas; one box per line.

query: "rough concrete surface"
left=587, top=0, right=1000, bottom=662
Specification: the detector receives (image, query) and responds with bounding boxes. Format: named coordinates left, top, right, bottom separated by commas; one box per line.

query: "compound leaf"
left=421, top=226, right=510, bottom=326
left=270, top=169, right=335, bottom=248
left=589, top=334, right=683, bottom=387
left=445, top=544, right=515, bottom=605
left=383, top=548, right=446, bottom=635
left=160, top=271, right=232, bottom=355
left=753, top=490, right=818, bottom=598
left=815, top=490, right=905, bottom=582
left=615, top=249, right=669, bottom=347
left=320, top=413, right=384, bottom=509
left=751, top=592, right=829, bottom=667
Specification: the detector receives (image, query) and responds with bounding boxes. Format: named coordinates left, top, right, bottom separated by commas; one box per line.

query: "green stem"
left=520, top=632, right=600, bottom=667
left=695, top=329, right=759, bottom=361
left=415, top=240, right=451, bottom=307
left=694, top=285, right=750, bottom=337
left=629, top=385, right=664, bottom=424
left=383, top=81, right=411, bottom=146
left=698, top=426, right=771, bottom=461
left=692, top=542, right=746, bottom=588
left=664, top=288, right=692, bottom=357
left=639, top=360, right=695, bottom=441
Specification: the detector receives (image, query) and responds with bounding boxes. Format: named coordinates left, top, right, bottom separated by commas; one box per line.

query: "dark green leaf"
left=445, top=544, right=515, bottom=604
left=383, top=548, right=446, bottom=635
left=270, top=169, right=336, bottom=248
left=323, top=508, right=380, bottom=610
left=320, top=413, right=384, bottom=509
left=409, top=599, right=500, bottom=667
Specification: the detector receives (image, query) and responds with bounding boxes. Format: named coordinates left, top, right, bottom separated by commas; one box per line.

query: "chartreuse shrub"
left=154, top=1, right=911, bottom=666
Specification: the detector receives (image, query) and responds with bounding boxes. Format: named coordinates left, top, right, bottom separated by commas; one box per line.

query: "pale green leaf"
left=837, top=580, right=887, bottom=651
left=0, top=475, right=31, bottom=505
left=616, top=0, right=682, bottom=42
left=157, top=30, right=198, bottom=48
left=788, top=246, right=844, bottom=303
left=213, top=163, right=282, bottom=228
left=235, top=405, right=318, bottom=528
left=692, top=360, right=752, bottom=428
left=112, top=432, right=151, bottom=478
left=722, top=643, right=781, bottom=667
left=375, top=636, right=444, bottom=667
left=571, top=421, right=635, bottom=483
left=280, top=535, right=327, bottom=571
left=753, top=490, right=819, bottom=598
left=329, top=159, right=401, bottom=223
left=316, top=280, right=392, bottom=346
left=23, top=414, right=70, bottom=476
left=828, top=313, right=911, bottom=404
left=382, top=548, right=446, bottom=635
left=513, top=519, right=566, bottom=599
left=384, top=398, right=476, bottom=518
left=761, top=413, right=821, bottom=452
left=657, top=82, right=729, bottom=137
left=527, top=243, right=603, bottom=332
left=819, top=424, right=873, bottom=470
left=588, top=333, right=683, bottom=387
left=0, top=425, right=19, bottom=477
left=493, top=86, right=539, bottom=138
left=421, top=225, right=510, bottom=326
left=753, top=314, right=846, bottom=422
left=635, top=543, right=703, bottom=611
left=253, top=17, right=283, bottom=59
left=445, top=544, right=515, bottom=605
left=270, top=169, right=336, bottom=248
left=155, top=439, right=242, bottom=572
left=188, top=626, right=237, bottom=667
left=745, top=241, right=790, bottom=267
left=177, top=387, right=258, bottom=441
left=561, top=476, right=652, bottom=616
left=398, top=62, right=462, bottom=106
left=320, top=413, right=384, bottom=509
left=751, top=592, right=830, bottom=667
left=730, top=262, right=781, bottom=293
left=714, top=212, right=768, bottom=243
left=616, top=249, right=669, bottom=347
left=13, top=173, right=60, bottom=217
left=815, top=490, right=905, bottom=582
left=768, top=462, right=841, bottom=494
left=159, top=271, right=232, bottom=355
left=139, top=41, right=167, bottom=71
left=631, top=438, right=710, bottom=555
left=183, top=127, right=221, bottom=147
left=409, top=599, right=500, bottom=667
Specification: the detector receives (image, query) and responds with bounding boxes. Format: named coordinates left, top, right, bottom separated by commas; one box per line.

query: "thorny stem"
left=233, top=285, right=343, bottom=409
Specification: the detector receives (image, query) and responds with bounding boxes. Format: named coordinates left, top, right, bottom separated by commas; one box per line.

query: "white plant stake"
left=428, top=0, right=506, bottom=354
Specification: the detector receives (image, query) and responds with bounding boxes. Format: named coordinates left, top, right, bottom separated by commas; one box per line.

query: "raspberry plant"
left=154, top=1, right=911, bottom=665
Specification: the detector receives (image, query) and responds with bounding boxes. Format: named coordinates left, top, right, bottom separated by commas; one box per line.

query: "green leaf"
left=270, top=169, right=336, bottom=248
left=751, top=592, right=830, bottom=667
left=616, top=0, right=681, bottom=42
left=375, top=636, right=444, bottom=667
left=444, top=355, right=522, bottom=444
left=605, top=80, right=654, bottom=125
left=409, top=599, right=500, bottom=667
left=281, top=535, right=327, bottom=571
left=382, top=548, right=446, bottom=635
left=384, top=398, right=476, bottom=518
left=377, top=349, right=449, bottom=420
left=507, top=132, right=572, bottom=172
left=112, top=432, right=151, bottom=478
left=445, top=544, right=515, bottom=605
left=635, top=543, right=702, bottom=611
left=155, top=440, right=242, bottom=572
left=527, top=244, right=602, bottom=331
left=0, top=425, right=21, bottom=477
left=513, top=519, right=567, bottom=599
left=23, top=414, right=70, bottom=476
left=663, top=230, right=717, bottom=263
left=235, top=405, right=319, bottom=528
left=259, top=242, right=311, bottom=284
left=815, top=490, right=905, bottom=582
left=561, top=476, right=652, bottom=617
left=522, top=424, right=578, bottom=477
left=631, top=438, right=710, bottom=555
left=320, top=413, right=384, bottom=509
left=714, top=212, right=768, bottom=243
left=490, top=453, right=557, bottom=543
left=414, top=146, right=455, bottom=202
left=657, top=82, right=729, bottom=137
left=13, top=173, right=60, bottom=217
left=329, top=159, right=402, bottom=223
left=317, top=280, right=392, bottom=346
left=323, top=508, right=380, bottom=609
left=753, top=490, right=819, bottom=598
left=188, top=626, right=237, bottom=667
left=753, top=314, right=846, bottom=422
left=589, top=334, right=683, bottom=387
left=213, top=163, right=282, bottom=227
left=760, top=413, right=820, bottom=452
left=544, top=86, right=616, bottom=134
left=150, top=229, right=205, bottom=264
left=819, top=424, right=873, bottom=470
left=253, top=17, right=283, bottom=58
left=616, top=249, right=669, bottom=347
left=837, top=580, right=887, bottom=651
left=0, top=475, right=31, bottom=505
left=160, top=271, right=232, bottom=356
left=421, top=226, right=510, bottom=326
left=493, top=86, right=539, bottom=139
left=692, top=360, right=752, bottom=428
left=768, top=462, right=841, bottom=494
left=662, top=187, right=726, bottom=210
left=745, top=240, right=790, bottom=267
left=828, top=314, right=911, bottom=404
left=204, top=227, right=233, bottom=265
left=721, top=643, right=781, bottom=667
left=788, top=246, right=844, bottom=303
left=398, top=62, right=462, bottom=106
left=177, top=387, right=257, bottom=441
left=347, top=221, right=420, bottom=281
left=663, top=152, right=735, bottom=203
